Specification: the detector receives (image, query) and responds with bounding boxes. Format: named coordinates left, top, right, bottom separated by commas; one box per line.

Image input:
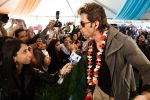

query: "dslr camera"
left=0, top=14, right=9, bottom=23
left=54, top=11, right=62, bottom=27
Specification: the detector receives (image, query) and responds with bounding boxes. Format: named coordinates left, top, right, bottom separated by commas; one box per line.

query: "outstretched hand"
left=47, top=20, right=56, bottom=29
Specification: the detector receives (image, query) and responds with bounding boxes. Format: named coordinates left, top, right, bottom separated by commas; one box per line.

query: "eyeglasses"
left=80, top=21, right=91, bottom=27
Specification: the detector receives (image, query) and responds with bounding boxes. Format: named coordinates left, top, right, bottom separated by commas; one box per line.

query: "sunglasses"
left=80, top=21, right=91, bottom=27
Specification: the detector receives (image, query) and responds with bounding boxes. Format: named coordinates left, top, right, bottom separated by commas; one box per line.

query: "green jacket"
left=34, top=56, right=86, bottom=100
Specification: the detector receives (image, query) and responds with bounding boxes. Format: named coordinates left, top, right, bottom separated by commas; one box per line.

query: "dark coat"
left=0, top=64, right=60, bottom=100
left=0, top=65, right=34, bottom=100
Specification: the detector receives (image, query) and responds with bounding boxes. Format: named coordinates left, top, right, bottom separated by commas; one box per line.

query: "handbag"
left=93, top=85, right=114, bottom=100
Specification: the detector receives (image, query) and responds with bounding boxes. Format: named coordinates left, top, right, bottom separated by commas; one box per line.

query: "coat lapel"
left=105, top=26, right=126, bottom=80
left=105, top=27, right=124, bottom=57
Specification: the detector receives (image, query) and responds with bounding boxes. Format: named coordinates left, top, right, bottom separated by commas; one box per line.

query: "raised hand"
left=60, top=63, right=73, bottom=76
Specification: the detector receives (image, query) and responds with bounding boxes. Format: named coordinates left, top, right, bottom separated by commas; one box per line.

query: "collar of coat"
left=106, top=26, right=127, bottom=57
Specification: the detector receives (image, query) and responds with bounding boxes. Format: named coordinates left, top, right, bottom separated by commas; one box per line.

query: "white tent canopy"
left=1, top=0, right=150, bottom=19
left=0, top=0, right=150, bottom=27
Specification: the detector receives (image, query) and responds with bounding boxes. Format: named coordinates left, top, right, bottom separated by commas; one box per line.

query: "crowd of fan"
left=0, top=13, right=150, bottom=100
left=0, top=13, right=88, bottom=100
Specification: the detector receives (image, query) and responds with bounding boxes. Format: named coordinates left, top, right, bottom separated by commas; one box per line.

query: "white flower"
left=93, top=77, right=97, bottom=81
left=102, top=41, right=106, bottom=44
left=89, top=83, right=92, bottom=85
left=99, top=48, right=103, bottom=52
left=103, top=32, right=107, bottom=37
left=97, top=52, right=102, bottom=55
left=88, top=58, right=92, bottom=61
left=96, top=58, right=101, bottom=61
left=94, top=68, right=98, bottom=71
left=96, top=65, right=100, bottom=69
left=88, top=49, right=93, bottom=52
left=94, top=75, right=98, bottom=77
left=87, top=56, right=92, bottom=59
left=88, top=65, right=92, bottom=68
left=87, top=76, right=91, bottom=80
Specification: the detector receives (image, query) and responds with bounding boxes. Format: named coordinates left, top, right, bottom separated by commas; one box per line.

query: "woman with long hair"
left=46, top=39, right=86, bottom=100
left=0, top=39, right=33, bottom=100
left=47, top=39, right=70, bottom=74
left=0, top=39, right=72, bottom=100
left=136, top=34, right=149, bottom=60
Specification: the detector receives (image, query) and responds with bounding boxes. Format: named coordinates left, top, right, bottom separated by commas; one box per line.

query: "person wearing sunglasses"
left=77, top=2, right=150, bottom=100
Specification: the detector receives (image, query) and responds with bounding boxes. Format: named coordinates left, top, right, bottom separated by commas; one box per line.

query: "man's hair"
left=78, top=3, right=109, bottom=32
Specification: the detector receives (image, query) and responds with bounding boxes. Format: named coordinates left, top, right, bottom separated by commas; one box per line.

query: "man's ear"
left=95, top=21, right=99, bottom=30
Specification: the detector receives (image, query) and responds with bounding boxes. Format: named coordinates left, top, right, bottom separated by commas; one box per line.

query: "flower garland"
left=87, top=31, right=108, bottom=86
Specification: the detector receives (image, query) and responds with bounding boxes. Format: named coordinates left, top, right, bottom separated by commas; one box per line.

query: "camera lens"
left=56, top=11, right=60, bottom=19
left=54, top=21, right=62, bottom=27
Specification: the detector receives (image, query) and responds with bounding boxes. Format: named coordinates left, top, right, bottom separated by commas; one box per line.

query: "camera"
left=54, top=11, right=62, bottom=27
left=0, top=14, right=9, bottom=23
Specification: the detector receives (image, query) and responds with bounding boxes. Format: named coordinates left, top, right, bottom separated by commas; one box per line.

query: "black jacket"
left=0, top=64, right=60, bottom=100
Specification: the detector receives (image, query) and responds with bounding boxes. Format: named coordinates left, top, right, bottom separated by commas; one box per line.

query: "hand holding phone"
left=69, top=52, right=81, bottom=65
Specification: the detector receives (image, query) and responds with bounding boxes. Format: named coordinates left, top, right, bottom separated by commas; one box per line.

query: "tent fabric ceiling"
left=31, top=0, right=124, bottom=18
left=0, top=0, right=20, bottom=14
left=32, top=0, right=150, bottom=20
left=0, top=0, right=41, bottom=17
left=32, top=0, right=85, bottom=17
left=0, top=0, right=150, bottom=20
left=140, top=8, right=150, bottom=20
left=93, top=0, right=125, bottom=19
left=115, top=0, right=150, bottom=20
